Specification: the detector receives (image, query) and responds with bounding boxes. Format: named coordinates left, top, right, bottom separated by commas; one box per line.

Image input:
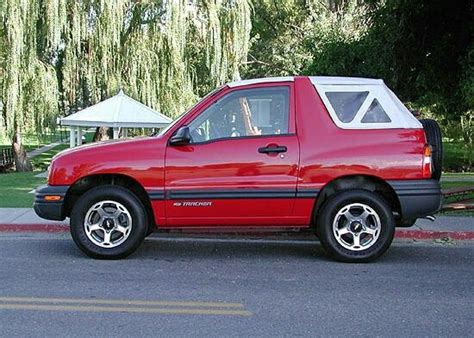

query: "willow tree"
left=0, top=0, right=252, bottom=169
left=0, top=0, right=60, bottom=171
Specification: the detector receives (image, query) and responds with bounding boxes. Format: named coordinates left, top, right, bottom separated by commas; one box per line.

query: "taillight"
left=422, top=144, right=432, bottom=178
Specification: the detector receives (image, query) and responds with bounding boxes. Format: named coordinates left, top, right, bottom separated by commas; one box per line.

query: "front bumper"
left=388, top=179, right=442, bottom=221
left=33, top=185, right=69, bottom=221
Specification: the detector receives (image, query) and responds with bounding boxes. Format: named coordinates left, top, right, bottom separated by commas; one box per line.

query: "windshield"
left=158, top=85, right=225, bottom=136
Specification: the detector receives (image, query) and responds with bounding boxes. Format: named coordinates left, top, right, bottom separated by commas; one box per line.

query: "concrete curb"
left=394, top=229, right=474, bottom=240
left=1, top=223, right=473, bottom=241
left=0, top=224, right=69, bottom=233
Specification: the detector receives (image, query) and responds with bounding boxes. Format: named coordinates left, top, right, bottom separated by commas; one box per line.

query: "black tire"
left=70, top=185, right=148, bottom=259
left=316, top=190, right=395, bottom=263
left=420, top=119, right=443, bottom=180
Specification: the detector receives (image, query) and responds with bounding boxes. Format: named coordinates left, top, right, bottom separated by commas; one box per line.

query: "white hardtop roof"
left=227, top=76, right=385, bottom=88
left=60, top=90, right=172, bottom=128
left=309, top=76, right=384, bottom=85
left=310, top=78, right=421, bottom=129
left=227, top=76, right=294, bottom=88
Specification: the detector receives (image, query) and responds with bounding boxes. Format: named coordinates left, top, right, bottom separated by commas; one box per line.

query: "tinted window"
left=326, top=91, right=369, bottom=123
left=188, top=87, right=289, bottom=143
left=361, top=99, right=391, bottom=123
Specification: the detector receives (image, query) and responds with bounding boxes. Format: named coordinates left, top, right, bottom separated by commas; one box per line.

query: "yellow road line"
left=0, top=296, right=244, bottom=308
left=0, top=303, right=252, bottom=316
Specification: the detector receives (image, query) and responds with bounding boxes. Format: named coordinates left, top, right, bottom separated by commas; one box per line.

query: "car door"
left=164, top=83, right=300, bottom=227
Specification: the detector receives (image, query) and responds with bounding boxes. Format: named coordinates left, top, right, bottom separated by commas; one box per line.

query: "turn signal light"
left=44, top=195, right=61, bottom=202
left=422, top=144, right=432, bottom=178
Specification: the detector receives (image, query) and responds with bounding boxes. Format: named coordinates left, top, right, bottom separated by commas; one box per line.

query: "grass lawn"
left=444, top=141, right=473, bottom=172
left=442, top=172, right=474, bottom=178
left=0, top=144, right=69, bottom=208
left=439, top=178, right=474, bottom=217
left=0, top=144, right=42, bottom=153
left=0, top=172, right=45, bottom=208
left=30, top=144, right=69, bottom=172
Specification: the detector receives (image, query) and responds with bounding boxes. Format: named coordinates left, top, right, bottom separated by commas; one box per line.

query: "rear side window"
left=326, top=91, right=369, bottom=123
left=310, top=77, right=423, bottom=129
left=361, top=99, right=391, bottom=123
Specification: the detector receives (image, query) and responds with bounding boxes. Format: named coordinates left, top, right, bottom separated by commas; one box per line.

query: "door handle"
left=258, top=145, right=287, bottom=154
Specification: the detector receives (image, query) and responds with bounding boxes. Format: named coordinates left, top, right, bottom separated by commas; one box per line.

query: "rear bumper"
left=33, top=185, right=69, bottom=221
left=388, top=179, right=442, bottom=221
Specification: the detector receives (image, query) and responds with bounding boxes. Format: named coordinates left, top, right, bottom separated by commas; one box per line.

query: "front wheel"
left=70, top=186, right=148, bottom=259
left=316, top=190, right=395, bottom=263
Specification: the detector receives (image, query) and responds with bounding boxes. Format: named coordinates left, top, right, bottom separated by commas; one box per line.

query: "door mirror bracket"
left=169, top=126, right=191, bottom=146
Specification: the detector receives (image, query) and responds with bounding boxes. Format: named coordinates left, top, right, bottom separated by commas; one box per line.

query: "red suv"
left=34, top=76, right=443, bottom=262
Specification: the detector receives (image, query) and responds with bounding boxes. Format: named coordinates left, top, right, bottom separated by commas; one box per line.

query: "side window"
left=326, top=91, right=369, bottom=123
left=361, top=99, right=391, bottom=123
left=188, top=87, right=289, bottom=143
left=313, top=81, right=421, bottom=129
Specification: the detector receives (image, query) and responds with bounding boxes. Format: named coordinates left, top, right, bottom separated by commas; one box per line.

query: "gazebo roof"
left=60, top=90, right=172, bottom=128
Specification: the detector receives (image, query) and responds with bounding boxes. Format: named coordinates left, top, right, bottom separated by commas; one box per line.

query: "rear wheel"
left=420, top=119, right=443, bottom=180
left=317, top=190, right=395, bottom=263
left=70, top=186, right=148, bottom=259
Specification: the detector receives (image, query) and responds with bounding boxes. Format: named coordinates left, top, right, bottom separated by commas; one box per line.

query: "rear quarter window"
left=326, top=91, right=369, bottom=123
left=310, top=80, right=422, bottom=129
left=361, top=99, right=391, bottom=123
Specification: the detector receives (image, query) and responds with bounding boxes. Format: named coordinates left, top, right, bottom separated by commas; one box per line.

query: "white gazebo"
left=60, top=90, right=172, bottom=147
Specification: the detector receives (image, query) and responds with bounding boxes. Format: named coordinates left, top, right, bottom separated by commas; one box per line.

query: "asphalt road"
left=0, top=233, right=472, bottom=337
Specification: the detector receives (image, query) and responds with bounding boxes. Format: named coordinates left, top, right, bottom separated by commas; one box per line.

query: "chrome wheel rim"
left=332, top=203, right=381, bottom=251
left=84, top=200, right=132, bottom=248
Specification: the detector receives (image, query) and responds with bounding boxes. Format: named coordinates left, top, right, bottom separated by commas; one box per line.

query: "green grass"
left=30, top=144, right=69, bottom=172
left=0, top=172, right=45, bottom=208
left=440, top=181, right=474, bottom=189
left=442, top=172, right=474, bottom=177
left=84, top=131, right=96, bottom=143
left=439, top=178, right=474, bottom=217
left=0, top=129, right=69, bottom=149
left=444, top=141, right=473, bottom=172
left=0, top=144, right=69, bottom=208
left=0, top=144, right=43, bottom=153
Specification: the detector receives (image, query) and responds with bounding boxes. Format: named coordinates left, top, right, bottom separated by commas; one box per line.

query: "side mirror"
left=169, top=126, right=191, bottom=146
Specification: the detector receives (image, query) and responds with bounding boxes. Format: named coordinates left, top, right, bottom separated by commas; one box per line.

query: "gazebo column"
left=122, top=128, right=128, bottom=138
left=76, top=127, right=82, bottom=146
left=69, top=127, right=76, bottom=148
left=113, top=127, right=119, bottom=139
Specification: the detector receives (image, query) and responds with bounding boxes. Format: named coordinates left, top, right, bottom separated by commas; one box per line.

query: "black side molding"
left=148, top=190, right=165, bottom=200
left=296, top=189, right=320, bottom=198
left=168, top=189, right=296, bottom=200
left=147, top=188, right=320, bottom=200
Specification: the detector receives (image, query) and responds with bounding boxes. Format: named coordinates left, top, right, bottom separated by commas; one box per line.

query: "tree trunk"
left=12, top=132, right=33, bottom=172
left=92, top=127, right=112, bottom=142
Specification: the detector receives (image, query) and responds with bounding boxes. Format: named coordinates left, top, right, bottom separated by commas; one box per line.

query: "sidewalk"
left=0, top=207, right=473, bottom=240
left=396, top=216, right=474, bottom=240
left=0, top=208, right=68, bottom=232
left=27, top=142, right=61, bottom=159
